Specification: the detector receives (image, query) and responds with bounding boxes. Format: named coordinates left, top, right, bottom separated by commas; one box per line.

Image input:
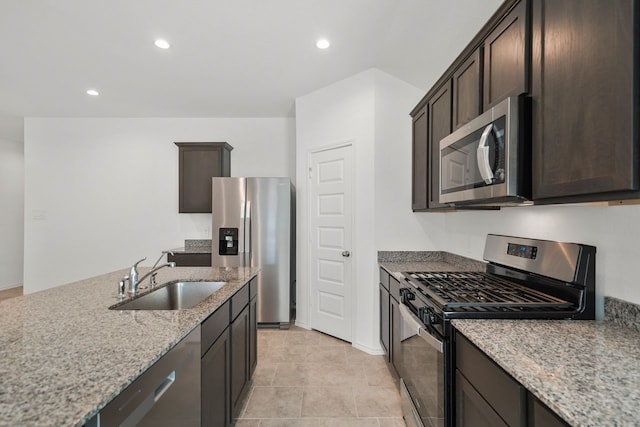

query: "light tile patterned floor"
left=235, top=326, right=405, bottom=427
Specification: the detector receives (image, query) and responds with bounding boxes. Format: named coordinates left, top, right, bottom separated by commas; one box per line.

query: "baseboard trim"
left=352, top=341, right=385, bottom=356
left=0, top=283, right=22, bottom=292
left=294, top=320, right=311, bottom=330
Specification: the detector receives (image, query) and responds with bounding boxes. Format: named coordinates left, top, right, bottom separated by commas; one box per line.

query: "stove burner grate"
left=406, top=271, right=573, bottom=310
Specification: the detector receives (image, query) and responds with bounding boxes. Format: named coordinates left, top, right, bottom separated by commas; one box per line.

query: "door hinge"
left=308, top=167, right=312, bottom=179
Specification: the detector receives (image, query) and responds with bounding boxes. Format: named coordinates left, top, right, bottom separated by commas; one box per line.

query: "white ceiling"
left=0, top=0, right=502, bottom=141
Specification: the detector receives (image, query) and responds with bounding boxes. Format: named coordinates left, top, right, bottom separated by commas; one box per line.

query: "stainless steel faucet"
left=128, top=258, right=146, bottom=295
left=137, top=262, right=176, bottom=290
left=127, top=253, right=176, bottom=295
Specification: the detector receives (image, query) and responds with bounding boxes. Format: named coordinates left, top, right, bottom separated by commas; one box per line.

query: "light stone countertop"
left=379, top=250, right=640, bottom=426
left=379, top=251, right=486, bottom=278
left=453, top=319, right=640, bottom=427
left=0, top=266, right=258, bottom=427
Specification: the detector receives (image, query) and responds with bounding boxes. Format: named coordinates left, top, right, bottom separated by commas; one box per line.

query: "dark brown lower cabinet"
left=231, top=304, right=250, bottom=419
left=379, top=283, right=390, bottom=359
left=167, top=252, right=212, bottom=267
left=455, top=330, right=569, bottom=427
left=389, top=294, right=401, bottom=374
left=379, top=267, right=400, bottom=379
left=249, top=295, right=258, bottom=378
left=202, top=328, right=230, bottom=427
left=528, top=395, right=569, bottom=427
left=201, top=279, right=257, bottom=427
left=456, top=371, right=508, bottom=427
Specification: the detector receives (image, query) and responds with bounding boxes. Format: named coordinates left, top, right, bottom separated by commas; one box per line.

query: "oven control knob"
left=424, top=307, right=438, bottom=325
left=404, top=290, right=415, bottom=301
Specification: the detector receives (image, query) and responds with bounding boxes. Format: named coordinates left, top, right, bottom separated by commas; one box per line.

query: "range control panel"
left=507, top=242, right=538, bottom=260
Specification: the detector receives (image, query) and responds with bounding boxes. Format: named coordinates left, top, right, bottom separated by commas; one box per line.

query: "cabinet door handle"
left=341, top=251, right=350, bottom=257
left=477, top=123, right=495, bottom=184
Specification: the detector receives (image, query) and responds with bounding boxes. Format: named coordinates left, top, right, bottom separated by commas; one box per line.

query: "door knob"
left=342, top=251, right=350, bottom=257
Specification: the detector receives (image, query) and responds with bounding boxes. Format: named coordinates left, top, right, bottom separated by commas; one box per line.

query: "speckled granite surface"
left=185, top=239, right=212, bottom=250
left=171, top=239, right=212, bottom=254
left=605, top=296, right=640, bottom=332
left=378, top=250, right=445, bottom=262
left=0, top=266, right=257, bottom=427
left=453, top=319, right=640, bottom=427
left=379, top=251, right=486, bottom=276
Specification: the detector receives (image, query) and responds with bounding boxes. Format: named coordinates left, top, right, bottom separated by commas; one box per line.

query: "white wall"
left=407, top=205, right=640, bottom=318
left=295, top=69, right=426, bottom=352
left=0, top=137, right=24, bottom=290
left=295, top=70, right=377, bottom=352
left=373, top=71, right=439, bottom=249
left=23, top=117, right=295, bottom=293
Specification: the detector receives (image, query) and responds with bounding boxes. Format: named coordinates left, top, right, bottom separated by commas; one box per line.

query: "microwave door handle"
left=477, top=123, right=495, bottom=185
left=398, top=304, right=444, bottom=353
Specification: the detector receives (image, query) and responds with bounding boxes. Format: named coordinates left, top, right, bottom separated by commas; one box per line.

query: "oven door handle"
left=399, top=304, right=444, bottom=353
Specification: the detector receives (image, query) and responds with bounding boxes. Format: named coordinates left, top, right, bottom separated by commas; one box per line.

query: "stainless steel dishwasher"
left=88, top=326, right=201, bottom=427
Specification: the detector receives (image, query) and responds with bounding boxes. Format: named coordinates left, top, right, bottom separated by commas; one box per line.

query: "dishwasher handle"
left=93, top=327, right=201, bottom=427
left=154, top=371, right=176, bottom=402
left=399, top=304, right=444, bottom=353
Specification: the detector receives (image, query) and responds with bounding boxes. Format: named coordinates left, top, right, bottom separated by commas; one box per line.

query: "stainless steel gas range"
left=395, top=234, right=596, bottom=427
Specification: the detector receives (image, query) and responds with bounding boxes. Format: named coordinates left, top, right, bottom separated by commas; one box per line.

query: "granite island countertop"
left=0, top=265, right=258, bottom=427
left=453, top=319, right=640, bottom=427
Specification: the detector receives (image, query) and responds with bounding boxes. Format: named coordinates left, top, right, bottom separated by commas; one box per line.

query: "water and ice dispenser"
left=218, top=228, right=238, bottom=255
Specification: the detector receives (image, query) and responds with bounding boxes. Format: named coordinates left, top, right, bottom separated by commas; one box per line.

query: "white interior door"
left=309, top=144, right=353, bottom=342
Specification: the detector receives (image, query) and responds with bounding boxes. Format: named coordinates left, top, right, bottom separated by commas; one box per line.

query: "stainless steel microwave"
left=439, top=96, right=531, bottom=206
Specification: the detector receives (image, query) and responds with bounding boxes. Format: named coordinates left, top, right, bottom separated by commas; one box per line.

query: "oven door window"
left=397, top=304, right=445, bottom=427
left=441, top=115, right=506, bottom=194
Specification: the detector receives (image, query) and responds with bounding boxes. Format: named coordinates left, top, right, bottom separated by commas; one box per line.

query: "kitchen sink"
left=111, top=281, right=226, bottom=310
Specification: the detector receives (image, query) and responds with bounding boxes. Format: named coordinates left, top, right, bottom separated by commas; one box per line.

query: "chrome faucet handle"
left=129, top=257, right=146, bottom=295
left=152, top=251, right=175, bottom=269
left=118, top=276, right=129, bottom=298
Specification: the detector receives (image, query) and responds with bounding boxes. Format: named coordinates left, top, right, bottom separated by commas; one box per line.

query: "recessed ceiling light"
left=316, top=39, right=330, bottom=49
left=154, top=39, right=171, bottom=49
left=86, top=89, right=99, bottom=96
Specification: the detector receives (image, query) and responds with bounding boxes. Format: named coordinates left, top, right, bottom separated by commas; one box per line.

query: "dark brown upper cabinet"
left=427, top=82, right=453, bottom=210
left=175, top=142, right=233, bottom=213
left=453, top=49, right=482, bottom=130
left=483, top=0, right=529, bottom=110
left=412, top=105, right=428, bottom=211
left=411, top=0, right=526, bottom=212
left=531, top=0, right=638, bottom=202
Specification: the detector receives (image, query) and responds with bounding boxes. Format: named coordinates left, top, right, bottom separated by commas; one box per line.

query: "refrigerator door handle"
left=238, top=201, right=245, bottom=265
left=245, top=201, right=252, bottom=266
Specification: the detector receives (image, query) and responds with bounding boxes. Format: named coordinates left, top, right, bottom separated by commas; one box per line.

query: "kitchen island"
left=0, top=265, right=258, bottom=426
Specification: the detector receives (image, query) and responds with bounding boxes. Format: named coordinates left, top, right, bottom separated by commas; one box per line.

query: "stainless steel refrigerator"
left=211, top=177, right=294, bottom=327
